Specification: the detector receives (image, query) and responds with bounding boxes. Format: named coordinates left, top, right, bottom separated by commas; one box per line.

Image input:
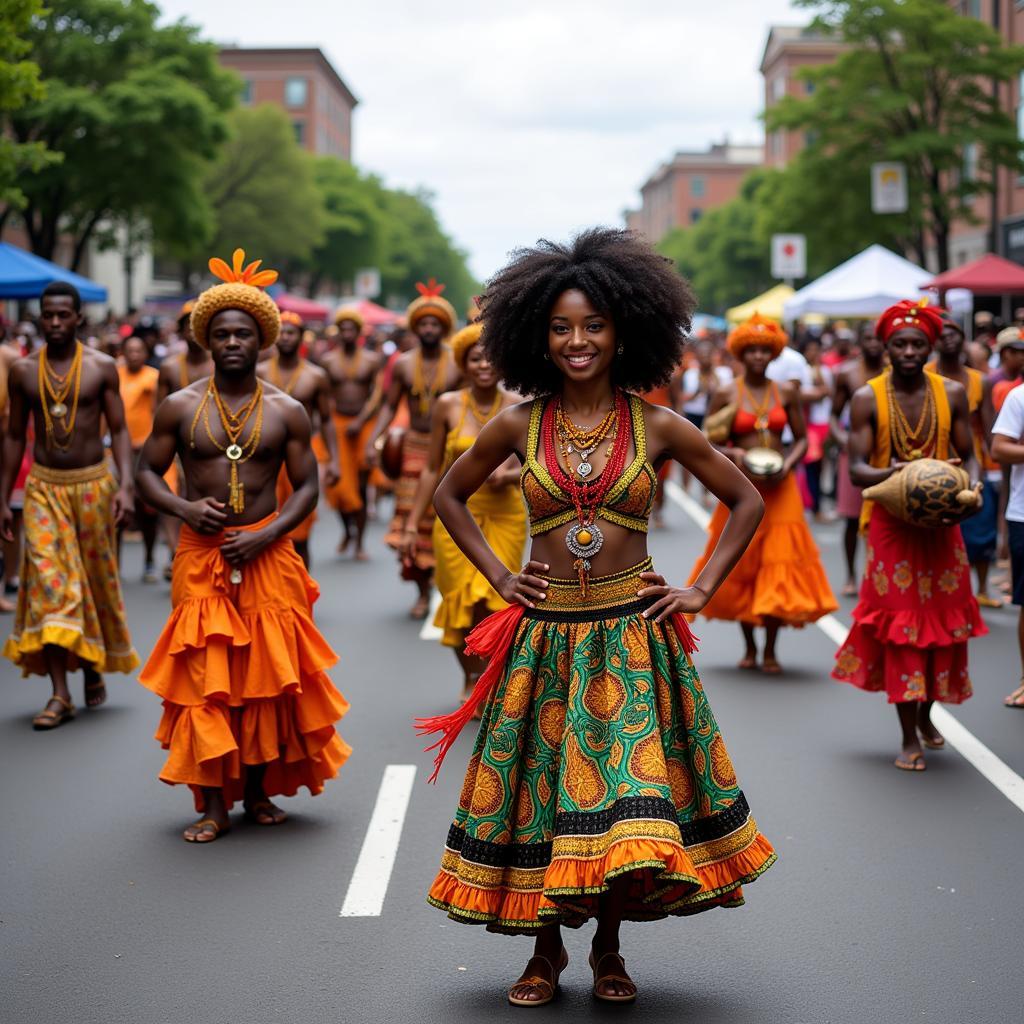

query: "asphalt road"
left=1, top=487, right=1021, bottom=1024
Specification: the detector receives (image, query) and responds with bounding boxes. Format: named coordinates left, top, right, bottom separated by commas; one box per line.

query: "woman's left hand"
left=637, top=571, right=707, bottom=622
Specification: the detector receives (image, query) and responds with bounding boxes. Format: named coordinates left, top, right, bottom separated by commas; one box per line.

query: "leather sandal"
left=507, top=947, right=568, bottom=1007
left=589, top=950, right=638, bottom=1004
left=32, top=695, right=75, bottom=730
left=183, top=818, right=230, bottom=843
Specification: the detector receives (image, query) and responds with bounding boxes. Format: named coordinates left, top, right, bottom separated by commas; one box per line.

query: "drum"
left=742, top=446, right=785, bottom=477
left=862, top=458, right=981, bottom=528
left=380, top=427, right=406, bottom=481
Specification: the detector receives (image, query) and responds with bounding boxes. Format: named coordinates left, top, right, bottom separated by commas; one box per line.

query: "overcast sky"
left=159, top=0, right=799, bottom=282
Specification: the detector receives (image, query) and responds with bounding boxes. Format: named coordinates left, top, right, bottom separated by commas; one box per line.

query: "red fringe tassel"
left=669, top=612, right=700, bottom=655
left=414, top=603, right=526, bottom=783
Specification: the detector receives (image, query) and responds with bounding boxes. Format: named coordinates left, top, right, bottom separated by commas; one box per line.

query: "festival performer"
left=136, top=249, right=350, bottom=842
left=690, top=315, right=837, bottom=674
left=932, top=314, right=1001, bottom=607
left=368, top=281, right=462, bottom=618
left=0, top=338, right=25, bottom=613
left=320, top=307, right=382, bottom=560
left=118, top=335, right=161, bottom=581
left=832, top=300, right=985, bottom=772
left=399, top=322, right=525, bottom=702
left=0, top=281, right=138, bottom=728
left=419, top=230, right=775, bottom=1007
left=830, top=329, right=887, bottom=595
left=258, top=310, right=341, bottom=567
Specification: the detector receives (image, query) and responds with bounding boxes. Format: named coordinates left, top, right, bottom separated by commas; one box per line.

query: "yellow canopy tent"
left=725, top=285, right=794, bottom=325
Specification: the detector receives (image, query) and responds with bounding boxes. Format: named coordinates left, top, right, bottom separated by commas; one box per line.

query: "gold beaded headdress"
left=334, top=305, right=365, bottom=330
left=407, top=279, right=456, bottom=336
left=450, top=322, right=484, bottom=369
left=190, top=249, right=281, bottom=351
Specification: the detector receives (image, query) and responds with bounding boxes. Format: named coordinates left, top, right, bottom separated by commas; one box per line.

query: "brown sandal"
left=183, top=818, right=230, bottom=843
left=32, top=695, right=75, bottom=730
left=589, top=950, right=638, bottom=1003
left=507, top=947, right=568, bottom=1007
left=894, top=751, right=926, bottom=772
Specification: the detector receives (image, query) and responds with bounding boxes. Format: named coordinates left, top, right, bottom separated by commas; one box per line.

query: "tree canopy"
left=766, top=0, right=1024, bottom=271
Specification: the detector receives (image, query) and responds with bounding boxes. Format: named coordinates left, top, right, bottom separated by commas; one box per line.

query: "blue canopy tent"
left=0, top=242, right=108, bottom=302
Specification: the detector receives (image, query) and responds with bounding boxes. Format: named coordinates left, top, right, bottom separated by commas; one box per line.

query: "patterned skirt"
left=427, top=559, right=776, bottom=934
left=384, top=429, right=435, bottom=577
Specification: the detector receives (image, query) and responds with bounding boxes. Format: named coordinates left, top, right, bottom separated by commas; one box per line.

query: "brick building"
left=218, top=47, right=358, bottom=160
left=627, top=143, right=763, bottom=243
left=760, top=25, right=845, bottom=169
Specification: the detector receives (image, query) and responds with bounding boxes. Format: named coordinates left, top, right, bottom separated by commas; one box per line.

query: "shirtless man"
left=829, top=328, right=887, bottom=595
left=0, top=338, right=24, bottom=612
left=1, top=281, right=138, bottom=728
left=366, top=284, right=462, bottom=618
left=257, top=311, right=341, bottom=567
left=135, top=254, right=349, bottom=841
left=320, top=308, right=382, bottom=560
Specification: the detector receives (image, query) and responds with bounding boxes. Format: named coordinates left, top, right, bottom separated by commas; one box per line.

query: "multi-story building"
left=760, top=25, right=845, bottom=169
left=628, top=142, right=763, bottom=243
left=218, top=47, right=358, bottom=160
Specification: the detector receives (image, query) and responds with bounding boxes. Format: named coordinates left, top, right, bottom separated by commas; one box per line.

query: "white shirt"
left=993, top=385, right=1024, bottom=522
left=767, top=346, right=813, bottom=388
left=681, top=366, right=733, bottom=415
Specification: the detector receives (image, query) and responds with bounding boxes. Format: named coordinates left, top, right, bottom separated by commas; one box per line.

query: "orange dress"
left=138, top=514, right=350, bottom=810
left=688, top=384, right=837, bottom=626
left=118, top=364, right=159, bottom=449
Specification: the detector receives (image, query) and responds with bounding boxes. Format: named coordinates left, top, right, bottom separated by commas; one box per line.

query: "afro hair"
left=480, top=227, right=696, bottom=396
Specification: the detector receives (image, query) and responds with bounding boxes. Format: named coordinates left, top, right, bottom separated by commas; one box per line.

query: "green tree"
left=171, top=104, right=325, bottom=278
left=0, top=0, right=54, bottom=210
left=3, top=0, right=237, bottom=268
left=766, top=0, right=1024, bottom=271
left=658, top=171, right=776, bottom=314
left=303, top=157, right=385, bottom=294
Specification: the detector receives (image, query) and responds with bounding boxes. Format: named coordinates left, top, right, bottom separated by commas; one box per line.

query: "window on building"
left=963, top=142, right=979, bottom=184
left=804, top=130, right=819, bottom=147
left=772, top=74, right=786, bottom=102
left=285, top=76, right=308, bottom=107
left=690, top=176, right=706, bottom=198
left=690, top=209, right=703, bottom=225
left=805, top=80, right=815, bottom=95
left=241, top=79, right=253, bottom=105
left=957, top=0, right=981, bottom=17
left=292, top=120, right=305, bottom=145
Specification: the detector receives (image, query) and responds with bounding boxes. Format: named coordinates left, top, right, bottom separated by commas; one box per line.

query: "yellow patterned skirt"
left=427, top=559, right=776, bottom=934
left=3, top=463, right=138, bottom=677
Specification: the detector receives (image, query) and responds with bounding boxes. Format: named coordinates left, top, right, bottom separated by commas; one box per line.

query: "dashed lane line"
left=666, top=480, right=1024, bottom=816
left=340, top=764, right=417, bottom=917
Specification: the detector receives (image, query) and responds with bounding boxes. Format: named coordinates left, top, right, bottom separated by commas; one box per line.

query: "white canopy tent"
left=783, top=244, right=969, bottom=319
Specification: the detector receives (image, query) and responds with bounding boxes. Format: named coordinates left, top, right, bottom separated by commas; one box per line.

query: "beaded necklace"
left=466, top=388, right=500, bottom=426
left=886, top=370, right=936, bottom=461
left=542, top=390, right=630, bottom=593
left=39, top=342, right=84, bottom=451
left=270, top=356, right=305, bottom=396
left=411, top=346, right=449, bottom=417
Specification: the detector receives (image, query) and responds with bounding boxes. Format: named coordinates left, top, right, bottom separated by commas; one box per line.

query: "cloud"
left=160, top=0, right=798, bottom=280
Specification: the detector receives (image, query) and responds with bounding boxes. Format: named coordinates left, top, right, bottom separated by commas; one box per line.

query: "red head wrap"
left=874, top=299, right=944, bottom=345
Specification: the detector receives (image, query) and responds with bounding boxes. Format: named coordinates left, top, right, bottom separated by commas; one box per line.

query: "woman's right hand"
left=496, top=560, right=550, bottom=608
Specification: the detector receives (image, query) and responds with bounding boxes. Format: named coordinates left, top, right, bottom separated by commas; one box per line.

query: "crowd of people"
left=0, top=228, right=1020, bottom=1006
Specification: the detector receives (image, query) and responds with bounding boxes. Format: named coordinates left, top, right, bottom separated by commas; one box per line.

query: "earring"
left=616, top=344, right=624, bottom=355
left=543, top=353, right=550, bottom=361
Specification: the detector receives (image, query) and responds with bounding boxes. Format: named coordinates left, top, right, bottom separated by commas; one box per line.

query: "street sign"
left=354, top=267, right=381, bottom=300
left=871, top=162, right=908, bottom=214
left=771, top=234, right=806, bottom=280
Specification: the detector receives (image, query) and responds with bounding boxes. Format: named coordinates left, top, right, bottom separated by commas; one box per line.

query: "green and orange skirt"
left=420, top=558, right=777, bottom=935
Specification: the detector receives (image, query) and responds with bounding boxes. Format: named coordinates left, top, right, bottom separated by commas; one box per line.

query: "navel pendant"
left=50, top=402, right=67, bottom=418
left=566, top=521, right=604, bottom=560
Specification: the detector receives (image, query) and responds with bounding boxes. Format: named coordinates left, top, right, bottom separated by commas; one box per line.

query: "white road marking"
left=340, top=764, right=417, bottom=917
left=419, top=590, right=442, bottom=641
left=667, top=484, right=1024, bottom=815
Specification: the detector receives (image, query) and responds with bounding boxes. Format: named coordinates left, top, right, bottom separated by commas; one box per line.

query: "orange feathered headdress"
left=279, top=310, right=303, bottom=328
left=407, top=278, right=456, bottom=335
left=190, top=248, right=281, bottom=351
left=875, top=299, right=945, bottom=346
left=727, top=313, right=788, bottom=359
left=450, top=322, right=484, bottom=369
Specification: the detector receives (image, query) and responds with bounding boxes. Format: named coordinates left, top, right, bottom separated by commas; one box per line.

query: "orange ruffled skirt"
left=138, top=515, right=351, bottom=811
left=313, top=412, right=374, bottom=515
left=275, top=466, right=317, bottom=542
left=689, top=472, right=837, bottom=626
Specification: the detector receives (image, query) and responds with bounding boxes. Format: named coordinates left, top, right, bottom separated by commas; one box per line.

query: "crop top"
left=731, top=380, right=788, bottom=437
left=520, top=392, right=657, bottom=538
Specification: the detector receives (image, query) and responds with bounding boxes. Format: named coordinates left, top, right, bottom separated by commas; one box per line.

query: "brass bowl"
left=743, top=446, right=785, bottom=477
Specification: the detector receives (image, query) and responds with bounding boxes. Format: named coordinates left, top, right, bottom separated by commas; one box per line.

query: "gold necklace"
left=886, top=371, right=936, bottom=461
left=411, top=347, right=449, bottom=417
left=340, top=347, right=362, bottom=382
left=555, top=400, right=617, bottom=479
left=39, top=342, right=84, bottom=450
left=271, top=356, right=305, bottom=395
left=466, top=389, right=500, bottom=425
left=188, top=380, right=264, bottom=516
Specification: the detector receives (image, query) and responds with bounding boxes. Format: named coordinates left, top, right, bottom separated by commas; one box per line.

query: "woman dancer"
left=401, top=322, right=526, bottom=701
left=418, top=229, right=775, bottom=1007
left=690, top=315, right=836, bottom=673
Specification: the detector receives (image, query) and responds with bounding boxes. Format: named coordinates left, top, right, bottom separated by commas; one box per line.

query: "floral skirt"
left=427, top=559, right=776, bottom=934
left=832, top=506, right=986, bottom=703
